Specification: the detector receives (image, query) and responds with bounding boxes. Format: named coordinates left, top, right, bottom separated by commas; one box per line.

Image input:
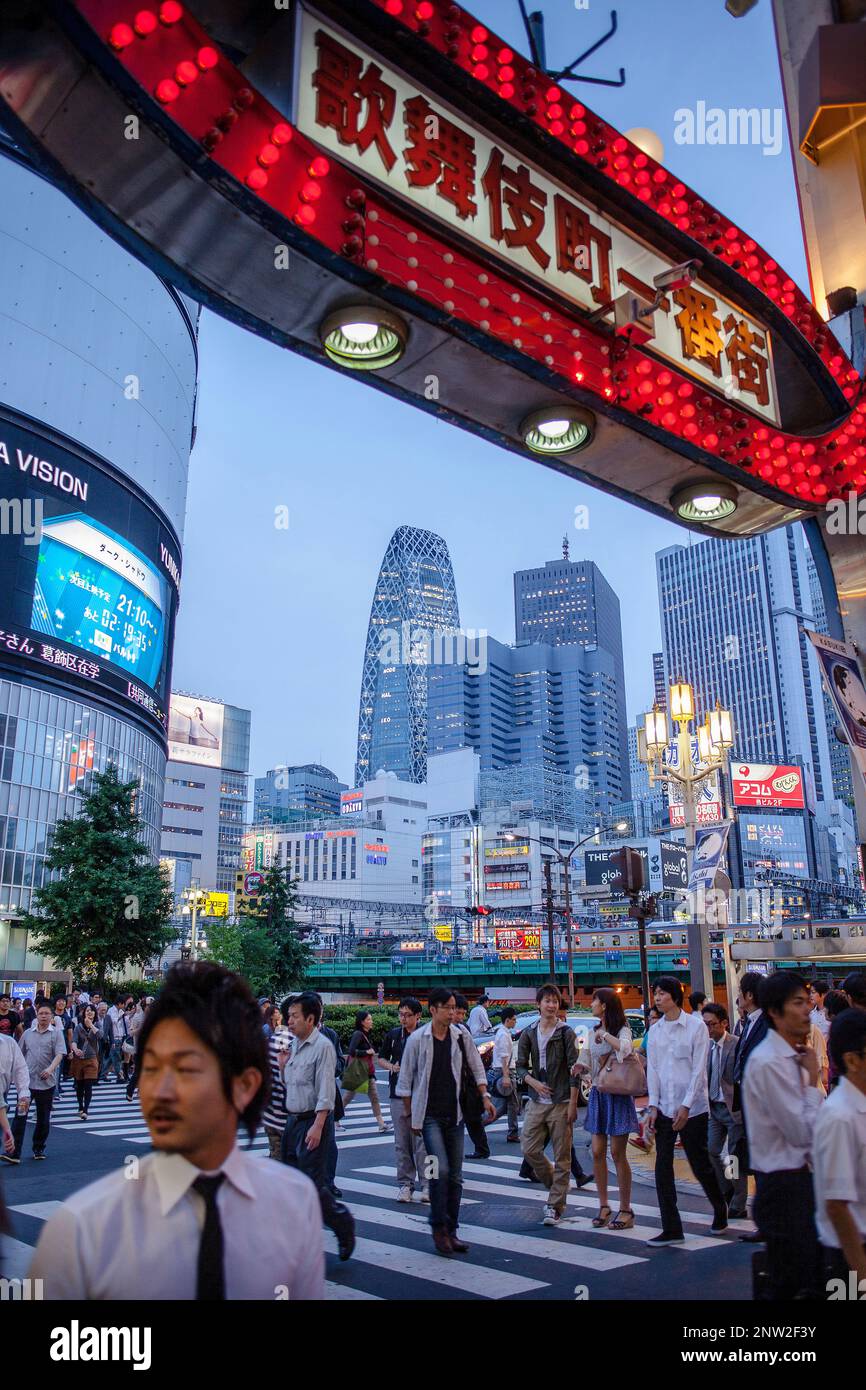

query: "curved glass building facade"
left=0, top=135, right=197, bottom=977
left=355, top=527, right=460, bottom=786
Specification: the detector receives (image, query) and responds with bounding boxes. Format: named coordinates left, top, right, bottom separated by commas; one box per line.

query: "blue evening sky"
left=171, top=0, right=808, bottom=787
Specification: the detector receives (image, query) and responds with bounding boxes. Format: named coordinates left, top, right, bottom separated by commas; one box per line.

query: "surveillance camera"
left=653, top=260, right=702, bottom=293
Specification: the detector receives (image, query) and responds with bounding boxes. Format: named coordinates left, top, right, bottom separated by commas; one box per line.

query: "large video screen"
left=0, top=416, right=181, bottom=735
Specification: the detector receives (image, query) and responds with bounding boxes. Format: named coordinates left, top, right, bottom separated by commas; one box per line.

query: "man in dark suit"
left=732, top=971, right=769, bottom=1109
left=703, top=1004, right=747, bottom=1219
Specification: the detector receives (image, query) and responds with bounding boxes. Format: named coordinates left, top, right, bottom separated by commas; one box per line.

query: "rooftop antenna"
left=516, top=2, right=625, bottom=88
left=562, top=535, right=570, bottom=561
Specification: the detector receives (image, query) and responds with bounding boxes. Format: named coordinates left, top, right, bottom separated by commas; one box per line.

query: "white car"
left=510, top=1008, right=647, bottom=1104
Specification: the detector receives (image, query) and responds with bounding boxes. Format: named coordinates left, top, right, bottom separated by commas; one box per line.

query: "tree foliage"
left=20, top=765, right=176, bottom=990
left=255, top=861, right=313, bottom=994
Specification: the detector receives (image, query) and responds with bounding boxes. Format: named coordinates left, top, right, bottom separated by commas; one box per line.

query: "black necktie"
left=192, top=1174, right=225, bottom=1301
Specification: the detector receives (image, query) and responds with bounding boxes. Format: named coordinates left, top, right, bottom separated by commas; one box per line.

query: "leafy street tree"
left=201, top=918, right=278, bottom=997
left=20, top=765, right=176, bottom=992
left=255, top=860, right=313, bottom=994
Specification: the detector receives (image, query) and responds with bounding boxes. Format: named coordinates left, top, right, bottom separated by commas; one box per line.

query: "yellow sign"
left=202, top=892, right=229, bottom=918
left=433, top=924, right=453, bottom=942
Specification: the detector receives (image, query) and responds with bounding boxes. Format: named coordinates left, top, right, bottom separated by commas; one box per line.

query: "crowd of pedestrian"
left=5, top=961, right=866, bottom=1301
left=0, top=988, right=154, bottom=1164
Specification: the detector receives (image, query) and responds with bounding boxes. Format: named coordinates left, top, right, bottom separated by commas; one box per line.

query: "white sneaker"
left=396, top=1185, right=413, bottom=1203
left=542, top=1206, right=561, bottom=1227
left=415, top=1187, right=431, bottom=1203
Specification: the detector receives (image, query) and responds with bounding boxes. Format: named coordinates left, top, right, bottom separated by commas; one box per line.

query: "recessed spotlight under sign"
left=319, top=306, right=407, bottom=370
left=671, top=478, right=739, bottom=522
left=520, top=405, right=596, bottom=456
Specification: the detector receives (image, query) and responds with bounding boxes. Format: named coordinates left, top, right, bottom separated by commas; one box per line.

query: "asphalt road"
left=2, top=1072, right=754, bottom=1301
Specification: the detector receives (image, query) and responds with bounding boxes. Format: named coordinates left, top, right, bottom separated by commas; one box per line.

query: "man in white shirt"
left=742, top=970, right=824, bottom=1301
left=483, top=1007, right=520, bottom=1140
left=812, top=1007, right=866, bottom=1292
left=468, top=995, right=493, bottom=1038
left=809, top=980, right=831, bottom=1040
left=29, top=961, right=324, bottom=1300
left=0, top=1033, right=30, bottom=1164
left=646, top=975, right=728, bottom=1245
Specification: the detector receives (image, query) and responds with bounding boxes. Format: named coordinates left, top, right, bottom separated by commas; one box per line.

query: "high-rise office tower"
left=428, top=634, right=625, bottom=810
left=160, top=695, right=250, bottom=896
left=513, top=547, right=629, bottom=797
left=355, top=526, right=460, bottom=785
left=254, top=764, right=347, bottom=823
left=657, top=527, right=834, bottom=799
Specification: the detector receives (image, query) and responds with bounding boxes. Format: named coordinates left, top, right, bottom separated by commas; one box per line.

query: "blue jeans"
left=100, top=1041, right=125, bottom=1080
left=421, top=1116, right=465, bottom=1234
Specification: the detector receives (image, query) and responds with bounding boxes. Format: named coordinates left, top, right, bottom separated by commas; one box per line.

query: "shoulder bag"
left=595, top=1045, right=647, bottom=1097
left=458, top=1033, right=484, bottom=1123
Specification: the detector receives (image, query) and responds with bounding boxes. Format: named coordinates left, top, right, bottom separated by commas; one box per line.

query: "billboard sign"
left=731, top=763, right=806, bottom=809
left=243, top=872, right=264, bottom=896
left=665, top=739, right=723, bottom=825
left=660, top=839, right=689, bottom=891
left=341, top=790, right=363, bottom=815
left=0, top=417, right=180, bottom=737
left=741, top=814, right=809, bottom=879
left=687, top=823, right=732, bottom=894
left=1, top=0, right=856, bottom=558
left=297, top=12, right=781, bottom=424
left=584, top=846, right=649, bottom=891
left=809, top=631, right=866, bottom=796
left=202, top=892, right=229, bottom=918
left=168, top=695, right=224, bottom=769
left=495, top=927, right=541, bottom=952
left=433, top=923, right=453, bottom=942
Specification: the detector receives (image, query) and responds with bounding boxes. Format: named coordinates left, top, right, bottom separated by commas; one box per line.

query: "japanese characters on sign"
left=494, top=926, right=541, bottom=952
left=731, top=762, right=805, bottom=810
left=296, top=11, right=779, bottom=423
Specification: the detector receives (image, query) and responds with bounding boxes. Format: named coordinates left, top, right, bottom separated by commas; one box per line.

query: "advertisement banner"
left=687, top=823, right=732, bottom=894
left=665, top=738, right=724, bottom=826
left=731, top=762, right=805, bottom=810
left=202, top=892, right=229, bottom=918
left=433, top=923, right=453, bottom=942
left=584, top=846, right=649, bottom=890
left=0, top=418, right=180, bottom=735
left=809, top=631, right=866, bottom=795
left=340, top=790, right=363, bottom=815
left=168, top=695, right=224, bottom=769
left=495, top=927, right=541, bottom=952
left=297, top=9, right=779, bottom=425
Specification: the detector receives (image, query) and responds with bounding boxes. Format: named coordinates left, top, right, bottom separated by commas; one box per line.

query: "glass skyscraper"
left=355, top=527, right=460, bottom=785
left=656, top=527, right=834, bottom=798
left=512, top=552, right=629, bottom=798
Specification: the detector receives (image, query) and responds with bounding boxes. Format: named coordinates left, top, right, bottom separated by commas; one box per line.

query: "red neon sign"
left=63, top=0, right=865, bottom=513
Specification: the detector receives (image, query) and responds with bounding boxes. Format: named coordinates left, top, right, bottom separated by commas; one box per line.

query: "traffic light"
left=609, top=847, right=646, bottom=896
left=464, top=905, right=491, bottom=916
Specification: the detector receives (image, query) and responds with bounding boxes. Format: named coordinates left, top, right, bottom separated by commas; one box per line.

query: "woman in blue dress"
left=575, top=988, right=638, bottom=1231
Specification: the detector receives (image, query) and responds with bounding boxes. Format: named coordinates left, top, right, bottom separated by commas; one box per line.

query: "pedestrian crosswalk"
left=4, top=1145, right=751, bottom=1300
left=5, top=1082, right=399, bottom=1150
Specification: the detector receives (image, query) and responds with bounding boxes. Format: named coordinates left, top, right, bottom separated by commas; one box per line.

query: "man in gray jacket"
left=516, top=983, right=580, bottom=1227
left=397, top=987, right=495, bottom=1257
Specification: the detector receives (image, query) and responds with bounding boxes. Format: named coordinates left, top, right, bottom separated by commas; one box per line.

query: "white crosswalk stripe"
left=3, top=1080, right=744, bottom=1299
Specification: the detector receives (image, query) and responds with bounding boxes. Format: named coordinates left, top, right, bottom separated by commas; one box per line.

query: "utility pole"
left=562, top=855, right=576, bottom=1008
left=543, top=858, right=556, bottom=981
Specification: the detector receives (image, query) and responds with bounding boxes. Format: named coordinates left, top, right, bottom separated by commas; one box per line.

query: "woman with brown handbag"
left=69, top=1004, right=101, bottom=1118
left=575, top=988, right=640, bottom=1231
